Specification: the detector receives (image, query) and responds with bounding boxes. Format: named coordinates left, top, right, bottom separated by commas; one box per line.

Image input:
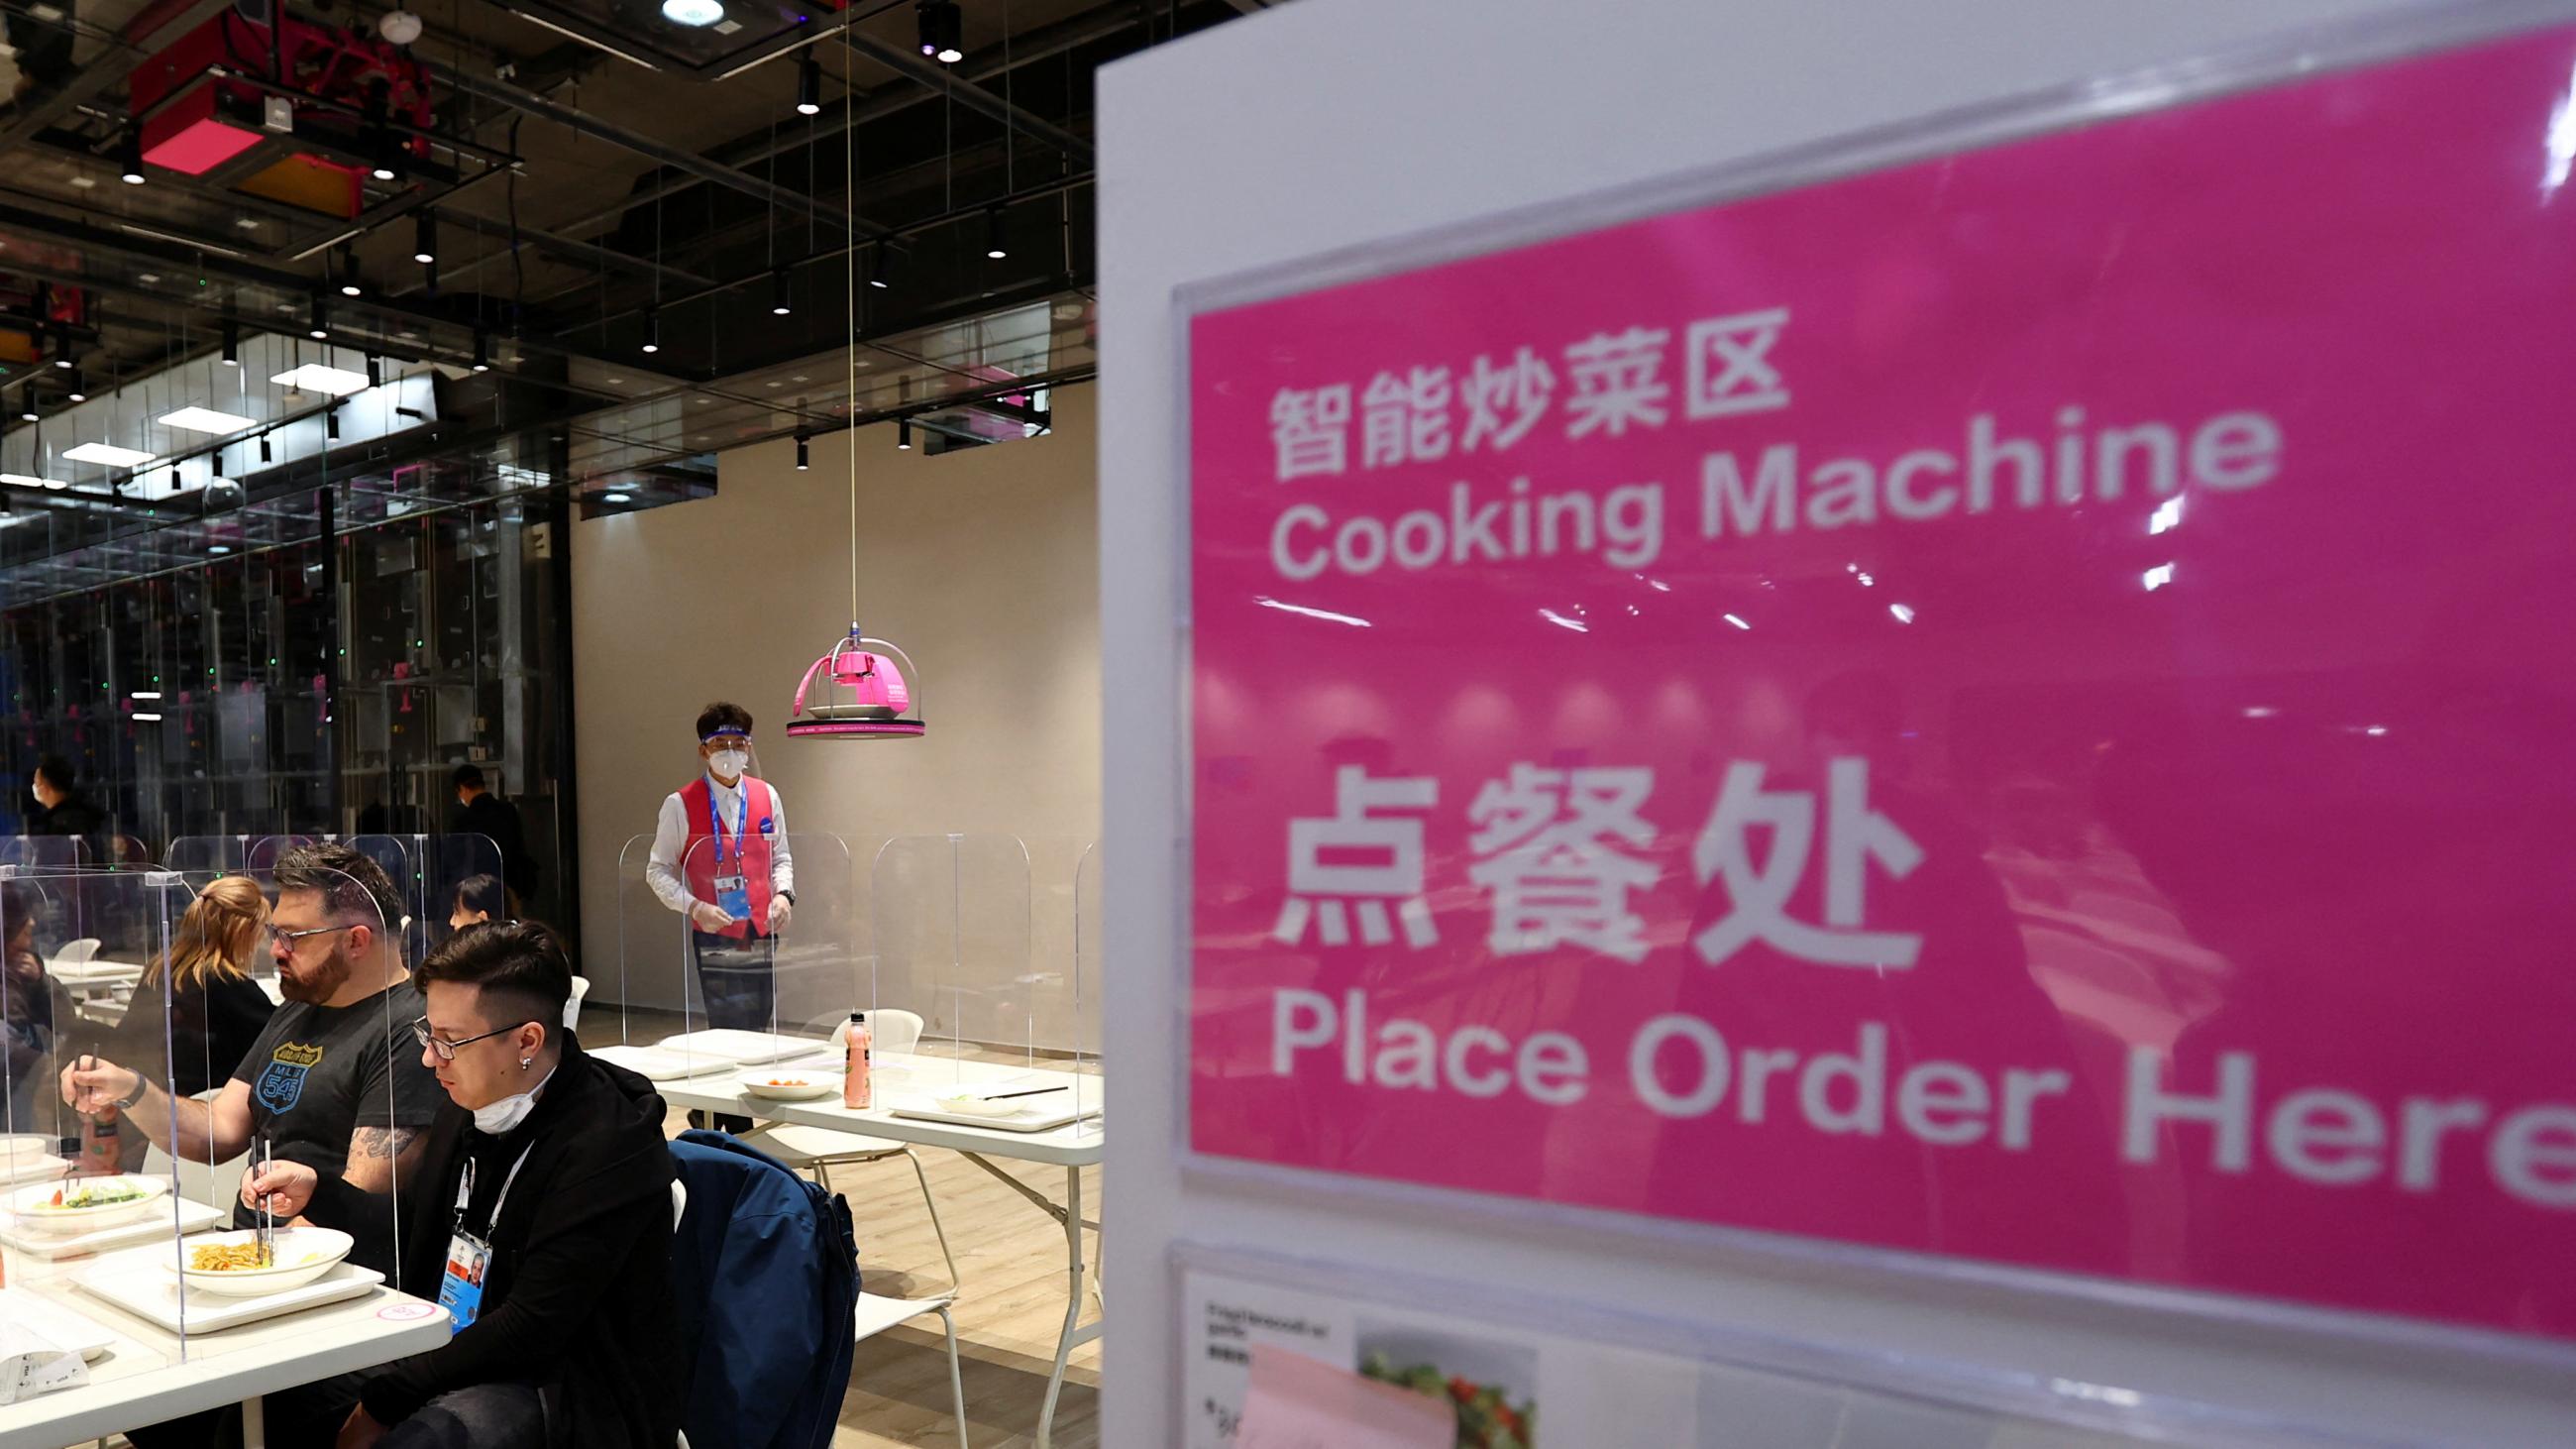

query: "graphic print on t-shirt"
left=257, top=1042, right=324, bottom=1114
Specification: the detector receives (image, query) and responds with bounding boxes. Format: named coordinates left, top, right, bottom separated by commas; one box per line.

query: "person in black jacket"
left=28, top=755, right=111, bottom=865
left=448, top=764, right=538, bottom=911
left=243, top=921, right=681, bottom=1449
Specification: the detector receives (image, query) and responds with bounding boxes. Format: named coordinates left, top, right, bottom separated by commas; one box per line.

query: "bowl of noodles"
left=163, top=1226, right=353, bottom=1297
left=8, top=1173, right=169, bottom=1233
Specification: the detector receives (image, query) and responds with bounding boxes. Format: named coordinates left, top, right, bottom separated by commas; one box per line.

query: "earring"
left=519, top=1057, right=532, bottom=1070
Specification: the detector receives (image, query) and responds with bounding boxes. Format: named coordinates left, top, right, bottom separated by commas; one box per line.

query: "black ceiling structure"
left=0, top=0, right=1251, bottom=581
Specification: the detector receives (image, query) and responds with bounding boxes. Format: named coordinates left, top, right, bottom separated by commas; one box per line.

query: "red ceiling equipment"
left=125, top=5, right=433, bottom=217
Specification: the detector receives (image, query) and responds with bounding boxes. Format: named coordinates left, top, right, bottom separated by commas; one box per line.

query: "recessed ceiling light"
left=207, top=544, right=233, bottom=554
left=70, top=174, right=95, bottom=189
left=64, top=442, right=156, bottom=467
left=269, top=364, right=371, bottom=396
left=660, top=0, right=722, bottom=24
left=160, top=405, right=258, bottom=434
left=0, top=472, right=69, bottom=489
left=601, top=492, right=630, bottom=503
left=235, top=218, right=261, bottom=230
left=139, top=273, right=161, bottom=283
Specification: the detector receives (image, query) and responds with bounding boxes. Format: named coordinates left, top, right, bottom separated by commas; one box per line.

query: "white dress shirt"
left=646, top=774, right=796, bottom=917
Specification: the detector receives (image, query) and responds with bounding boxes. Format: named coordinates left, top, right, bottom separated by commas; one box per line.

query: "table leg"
left=242, top=1393, right=268, bottom=1449
left=1036, top=1165, right=1081, bottom=1449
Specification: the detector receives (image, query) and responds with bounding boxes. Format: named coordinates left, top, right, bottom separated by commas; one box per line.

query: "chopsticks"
left=255, top=1138, right=273, bottom=1267
left=981, top=1085, right=1067, bottom=1102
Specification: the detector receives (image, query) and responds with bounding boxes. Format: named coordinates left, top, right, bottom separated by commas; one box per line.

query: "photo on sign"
left=1354, top=1321, right=1540, bottom=1449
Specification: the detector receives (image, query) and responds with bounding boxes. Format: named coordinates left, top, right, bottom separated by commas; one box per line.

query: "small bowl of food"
left=9, top=1173, right=169, bottom=1233
left=740, top=1073, right=836, bottom=1102
left=165, top=1226, right=352, bottom=1297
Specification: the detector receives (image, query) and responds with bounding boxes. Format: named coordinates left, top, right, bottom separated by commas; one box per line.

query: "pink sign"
left=1188, top=28, right=2576, bottom=1340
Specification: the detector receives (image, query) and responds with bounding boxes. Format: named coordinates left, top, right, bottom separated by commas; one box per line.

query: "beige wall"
left=570, top=386, right=1101, bottom=1045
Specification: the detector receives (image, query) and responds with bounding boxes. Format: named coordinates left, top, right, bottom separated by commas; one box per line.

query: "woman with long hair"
left=112, top=874, right=279, bottom=1120
left=448, top=875, right=520, bottom=936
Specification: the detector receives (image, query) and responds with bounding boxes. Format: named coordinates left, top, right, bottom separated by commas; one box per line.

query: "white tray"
left=590, top=1045, right=702, bottom=1081
left=75, top=1260, right=384, bottom=1334
left=0, top=1197, right=227, bottom=1259
left=0, top=1288, right=119, bottom=1360
left=0, top=1155, right=71, bottom=1189
left=653, top=1029, right=811, bottom=1065
left=889, top=1100, right=1101, bottom=1134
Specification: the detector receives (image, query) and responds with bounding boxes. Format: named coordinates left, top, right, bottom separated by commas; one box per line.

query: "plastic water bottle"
left=842, top=1012, right=873, bottom=1110
left=79, top=1104, right=119, bottom=1178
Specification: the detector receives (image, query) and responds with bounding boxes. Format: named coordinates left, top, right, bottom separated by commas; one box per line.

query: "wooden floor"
left=627, top=1009, right=1103, bottom=1449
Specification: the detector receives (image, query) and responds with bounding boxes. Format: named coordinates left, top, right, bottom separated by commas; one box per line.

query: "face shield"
left=694, top=727, right=765, bottom=788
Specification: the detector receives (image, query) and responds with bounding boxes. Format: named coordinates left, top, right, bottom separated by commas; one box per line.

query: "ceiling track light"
left=413, top=212, right=437, bottom=266
left=795, top=52, right=821, bottom=116
left=366, top=352, right=382, bottom=389
left=897, top=417, right=913, bottom=451
left=326, top=404, right=341, bottom=441
left=641, top=307, right=661, bottom=355
left=63, top=369, right=85, bottom=403
left=472, top=328, right=490, bottom=373
left=771, top=268, right=793, bottom=316
left=307, top=293, right=330, bottom=340
left=17, top=400, right=37, bottom=424
left=221, top=319, right=240, bottom=367
left=118, top=131, right=146, bottom=184
left=868, top=243, right=893, bottom=290
left=338, top=244, right=365, bottom=297
left=259, top=433, right=273, bottom=464
left=984, top=207, right=1008, bottom=260
left=795, top=432, right=810, bottom=470
left=51, top=328, right=73, bottom=368
left=915, top=0, right=962, bottom=62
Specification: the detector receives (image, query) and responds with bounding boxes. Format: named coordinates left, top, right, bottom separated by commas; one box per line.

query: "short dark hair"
left=451, top=873, right=516, bottom=922
left=695, top=701, right=753, bottom=739
left=34, top=754, right=72, bottom=790
left=417, top=920, right=572, bottom=1027
left=273, top=841, right=404, bottom=933
left=451, top=763, right=486, bottom=792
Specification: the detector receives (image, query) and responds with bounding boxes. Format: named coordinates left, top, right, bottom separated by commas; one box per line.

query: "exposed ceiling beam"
left=428, top=63, right=898, bottom=240
left=837, top=30, right=1093, bottom=166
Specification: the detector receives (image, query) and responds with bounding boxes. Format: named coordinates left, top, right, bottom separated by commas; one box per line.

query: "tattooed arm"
left=342, top=1125, right=428, bottom=1194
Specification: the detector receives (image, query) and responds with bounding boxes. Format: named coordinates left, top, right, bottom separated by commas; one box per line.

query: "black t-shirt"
left=228, top=981, right=444, bottom=1242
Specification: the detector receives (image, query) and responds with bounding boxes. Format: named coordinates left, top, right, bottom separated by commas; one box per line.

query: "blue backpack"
left=669, top=1130, right=860, bottom=1449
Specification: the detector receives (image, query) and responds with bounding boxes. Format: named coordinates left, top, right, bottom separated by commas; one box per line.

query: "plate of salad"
left=8, top=1173, right=169, bottom=1233
left=1356, top=1330, right=1538, bottom=1449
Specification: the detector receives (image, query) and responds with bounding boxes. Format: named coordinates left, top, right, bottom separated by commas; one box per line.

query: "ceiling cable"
left=844, top=15, right=860, bottom=626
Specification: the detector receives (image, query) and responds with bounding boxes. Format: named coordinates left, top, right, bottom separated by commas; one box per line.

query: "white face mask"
left=473, top=1064, right=555, bottom=1134
left=28, top=784, right=41, bottom=805
left=708, top=749, right=750, bottom=779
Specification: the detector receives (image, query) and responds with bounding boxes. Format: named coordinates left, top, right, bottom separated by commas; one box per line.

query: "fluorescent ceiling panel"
left=62, top=442, right=156, bottom=467
left=159, top=406, right=258, bottom=434
left=0, top=473, right=70, bottom=490
left=269, top=364, right=370, bottom=397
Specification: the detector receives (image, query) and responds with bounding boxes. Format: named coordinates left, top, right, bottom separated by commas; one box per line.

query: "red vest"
left=680, top=775, right=778, bottom=941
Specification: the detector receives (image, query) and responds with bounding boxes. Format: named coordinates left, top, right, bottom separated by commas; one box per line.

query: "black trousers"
left=690, top=928, right=777, bottom=1133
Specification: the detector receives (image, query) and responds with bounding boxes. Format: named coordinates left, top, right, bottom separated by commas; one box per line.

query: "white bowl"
left=8, top=1172, right=168, bottom=1233
left=164, top=1226, right=352, bottom=1297
left=739, top=1073, right=837, bottom=1102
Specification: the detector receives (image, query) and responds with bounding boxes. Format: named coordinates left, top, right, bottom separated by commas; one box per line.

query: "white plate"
left=0, top=1153, right=73, bottom=1189
left=161, top=1226, right=353, bottom=1297
left=80, top=1259, right=385, bottom=1334
left=0, top=1195, right=226, bottom=1259
left=6, top=1173, right=170, bottom=1234
left=739, top=1074, right=837, bottom=1101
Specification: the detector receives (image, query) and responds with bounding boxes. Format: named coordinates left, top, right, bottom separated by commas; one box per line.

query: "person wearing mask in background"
left=103, top=875, right=279, bottom=1169
left=241, top=922, right=680, bottom=1449
left=29, top=755, right=110, bottom=865
left=447, top=875, right=518, bottom=937
left=645, top=702, right=793, bottom=1133
left=448, top=766, right=538, bottom=913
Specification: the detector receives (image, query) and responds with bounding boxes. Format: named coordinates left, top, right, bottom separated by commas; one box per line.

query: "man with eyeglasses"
left=61, top=841, right=444, bottom=1266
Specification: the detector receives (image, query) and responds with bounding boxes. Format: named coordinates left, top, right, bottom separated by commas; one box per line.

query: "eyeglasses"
left=410, top=1015, right=537, bottom=1062
left=261, top=923, right=359, bottom=951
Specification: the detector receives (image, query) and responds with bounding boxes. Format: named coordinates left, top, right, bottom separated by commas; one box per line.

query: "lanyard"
left=454, top=1144, right=537, bottom=1238
left=703, top=778, right=750, bottom=867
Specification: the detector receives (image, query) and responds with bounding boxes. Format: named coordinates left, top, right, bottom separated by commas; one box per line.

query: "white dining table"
left=41, top=958, right=146, bottom=996
left=622, top=1043, right=1104, bottom=1449
left=0, top=1219, right=450, bottom=1449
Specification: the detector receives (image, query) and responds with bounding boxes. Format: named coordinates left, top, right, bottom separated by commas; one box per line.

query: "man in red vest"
left=647, top=703, right=796, bottom=1131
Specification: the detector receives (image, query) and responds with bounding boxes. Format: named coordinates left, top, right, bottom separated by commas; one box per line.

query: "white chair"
left=566, top=975, right=590, bottom=1031
left=53, top=939, right=101, bottom=964
left=735, top=1008, right=959, bottom=1295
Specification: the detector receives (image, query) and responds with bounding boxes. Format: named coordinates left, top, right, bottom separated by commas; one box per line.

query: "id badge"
left=438, top=1232, right=491, bottom=1334
left=713, top=873, right=751, bottom=922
